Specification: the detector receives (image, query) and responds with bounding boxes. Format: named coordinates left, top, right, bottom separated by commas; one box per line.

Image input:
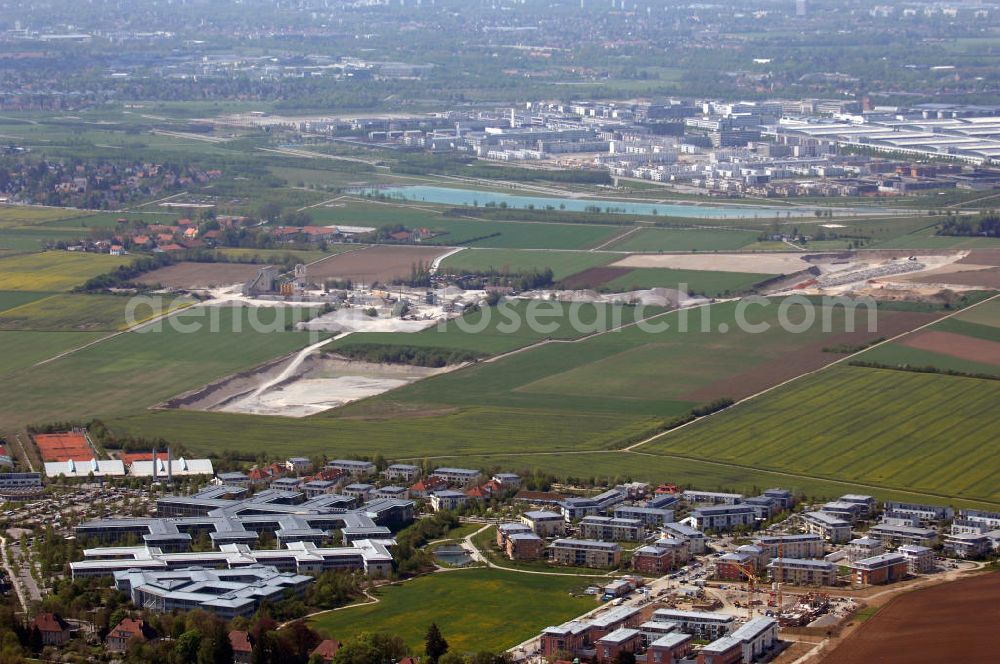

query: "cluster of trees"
left=450, top=268, right=554, bottom=292
left=849, top=360, right=1000, bottom=381
left=332, top=343, right=483, bottom=368
left=936, top=212, right=1000, bottom=237
left=75, top=253, right=174, bottom=291
left=391, top=511, right=461, bottom=576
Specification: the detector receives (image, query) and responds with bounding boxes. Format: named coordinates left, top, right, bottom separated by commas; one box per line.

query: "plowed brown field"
left=821, top=572, right=1000, bottom=664
left=308, top=245, right=448, bottom=284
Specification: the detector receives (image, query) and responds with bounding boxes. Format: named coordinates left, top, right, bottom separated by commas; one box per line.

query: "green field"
left=855, top=301, right=1000, bottom=376
left=111, top=300, right=922, bottom=467
left=388, top=300, right=898, bottom=417
left=0, top=291, right=54, bottom=314
left=0, top=206, right=85, bottom=228
left=857, top=344, right=1000, bottom=377
left=608, top=227, right=758, bottom=252
left=0, top=293, right=193, bottom=331
left=0, top=306, right=318, bottom=436
left=955, top=298, right=1000, bottom=327
left=640, top=365, right=1000, bottom=505
left=328, top=300, right=665, bottom=356
left=435, top=450, right=995, bottom=509
left=0, top=252, right=136, bottom=291
left=441, top=248, right=615, bottom=280
left=0, top=330, right=108, bottom=374
left=421, top=218, right=623, bottom=250
left=310, top=568, right=597, bottom=654
left=603, top=267, right=774, bottom=296
left=110, top=405, right=657, bottom=461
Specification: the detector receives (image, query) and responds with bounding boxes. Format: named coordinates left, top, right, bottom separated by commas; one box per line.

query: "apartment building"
left=867, top=523, right=938, bottom=548
left=765, top=558, right=838, bottom=586
left=850, top=553, right=909, bottom=585
left=802, top=511, right=852, bottom=543
left=898, top=544, right=936, bottom=574
left=754, top=534, right=824, bottom=559
left=431, top=467, right=482, bottom=486
left=614, top=505, right=674, bottom=526
left=521, top=510, right=566, bottom=537
left=686, top=505, right=756, bottom=532
left=550, top=539, right=622, bottom=568
left=579, top=516, right=643, bottom=541
left=663, top=522, right=707, bottom=554
left=650, top=609, right=734, bottom=641
left=327, top=460, right=375, bottom=478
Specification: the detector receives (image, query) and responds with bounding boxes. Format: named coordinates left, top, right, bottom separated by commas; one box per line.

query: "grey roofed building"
left=328, top=459, right=375, bottom=476
left=130, top=458, right=214, bottom=478
left=73, top=537, right=395, bottom=579
left=75, top=486, right=413, bottom=556
left=44, top=458, right=126, bottom=479
left=113, top=565, right=312, bottom=619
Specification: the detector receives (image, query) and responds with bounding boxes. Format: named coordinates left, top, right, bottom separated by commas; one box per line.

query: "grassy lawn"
left=603, top=267, right=774, bottom=296
left=441, top=248, right=616, bottom=280
left=0, top=252, right=136, bottom=291
left=310, top=568, right=597, bottom=654
left=642, top=365, right=1000, bottom=505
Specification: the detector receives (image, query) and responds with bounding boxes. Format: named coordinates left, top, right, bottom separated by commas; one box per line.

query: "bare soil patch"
left=681, top=311, right=940, bottom=402
left=139, top=262, right=261, bottom=289
left=611, top=253, right=806, bottom=274
left=903, top=265, right=1000, bottom=289
left=959, top=248, right=1000, bottom=266
left=559, top=266, right=632, bottom=289
left=308, top=245, right=449, bottom=285
left=820, top=572, right=1000, bottom=664
left=900, top=329, right=1000, bottom=367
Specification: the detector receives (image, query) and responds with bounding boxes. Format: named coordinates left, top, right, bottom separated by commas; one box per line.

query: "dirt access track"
left=820, top=571, right=1000, bottom=664
left=307, top=245, right=450, bottom=285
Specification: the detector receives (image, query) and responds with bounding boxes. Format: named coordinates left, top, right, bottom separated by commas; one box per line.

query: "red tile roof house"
left=106, top=618, right=155, bottom=653
left=30, top=613, right=72, bottom=646
left=310, top=638, right=342, bottom=662
left=229, top=630, right=253, bottom=664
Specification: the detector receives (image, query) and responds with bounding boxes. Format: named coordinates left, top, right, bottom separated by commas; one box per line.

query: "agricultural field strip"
left=660, top=370, right=996, bottom=499
left=620, top=291, right=1000, bottom=451
left=381, top=294, right=999, bottom=504
left=388, top=446, right=1000, bottom=509
left=31, top=298, right=217, bottom=367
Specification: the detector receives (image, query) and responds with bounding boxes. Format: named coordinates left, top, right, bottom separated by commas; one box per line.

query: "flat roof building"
left=867, top=523, right=938, bottom=548
left=579, top=516, right=643, bottom=542
left=766, top=558, right=838, bottom=586
left=113, top=565, right=312, bottom=619
left=44, top=458, right=125, bottom=479
left=849, top=552, right=909, bottom=586
left=802, top=511, right=852, bottom=543
left=650, top=609, right=735, bottom=640
left=550, top=538, right=622, bottom=568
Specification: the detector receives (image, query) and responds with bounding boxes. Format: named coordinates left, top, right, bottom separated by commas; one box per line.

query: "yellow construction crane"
left=731, top=561, right=762, bottom=618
